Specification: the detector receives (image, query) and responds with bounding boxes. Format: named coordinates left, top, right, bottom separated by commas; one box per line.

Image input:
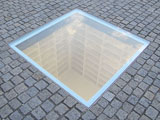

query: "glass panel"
left=16, top=13, right=144, bottom=101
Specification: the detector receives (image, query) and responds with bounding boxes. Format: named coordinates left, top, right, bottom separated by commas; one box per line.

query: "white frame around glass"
left=9, top=9, right=149, bottom=107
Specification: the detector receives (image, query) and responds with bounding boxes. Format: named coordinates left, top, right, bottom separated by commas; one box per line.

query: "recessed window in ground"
left=10, top=9, right=149, bottom=107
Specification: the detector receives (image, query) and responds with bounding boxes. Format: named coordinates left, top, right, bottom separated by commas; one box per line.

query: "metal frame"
left=9, top=9, right=149, bottom=107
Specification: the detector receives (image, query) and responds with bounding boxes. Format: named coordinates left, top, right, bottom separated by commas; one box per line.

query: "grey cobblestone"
left=103, top=91, right=115, bottom=101
left=55, top=103, right=69, bottom=115
left=9, top=111, right=23, bottom=120
left=1, top=0, right=160, bottom=119
left=9, top=98, right=21, bottom=110
left=31, top=106, right=46, bottom=119
left=19, top=103, right=32, bottom=115
left=14, top=83, right=28, bottom=94
left=64, top=96, right=77, bottom=108
left=38, top=89, right=51, bottom=101
left=116, top=109, right=128, bottom=120
left=26, top=86, right=39, bottom=97
left=50, top=93, right=64, bottom=105
left=0, top=105, right=13, bottom=118
left=145, top=106, right=158, bottom=119
left=28, top=96, right=42, bottom=109
left=65, top=108, right=81, bottom=120
left=41, top=100, right=54, bottom=112
left=82, top=111, right=96, bottom=120
left=103, top=105, right=117, bottom=118
left=35, top=80, right=48, bottom=90
left=18, top=92, right=30, bottom=103
left=46, top=111, right=59, bottom=120
left=0, top=95, right=8, bottom=108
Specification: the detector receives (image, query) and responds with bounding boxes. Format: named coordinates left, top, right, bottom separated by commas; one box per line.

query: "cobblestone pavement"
left=0, top=0, right=160, bottom=119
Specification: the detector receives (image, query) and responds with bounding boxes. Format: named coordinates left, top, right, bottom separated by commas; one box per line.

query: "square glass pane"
left=10, top=9, right=149, bottom=107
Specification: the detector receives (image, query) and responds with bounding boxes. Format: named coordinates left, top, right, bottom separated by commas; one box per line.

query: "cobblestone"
left=31, top=106, right=46, bottom=119
left=55, top=103, right=69, bottom=115
left=145, top=106, right=158, bottom=119
left=9, top=98, right=21, bottom=110
left=65, top=108, right=81, bottom=120
left=46, top=111, right=59, bottom=120
left=41, top=100, right=54, bottom=112
left=116, top=109, right=128, bottom=120
left=0, top=95, right=8, bottom=108
left=0, top=105, right=13, bottom=118
left=9, top=111, right=23, bottom=120
left=1, top=0, right=160, bottom=119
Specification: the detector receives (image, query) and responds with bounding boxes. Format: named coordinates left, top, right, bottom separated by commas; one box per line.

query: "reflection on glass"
left=17, top=13, right=143, bottom=101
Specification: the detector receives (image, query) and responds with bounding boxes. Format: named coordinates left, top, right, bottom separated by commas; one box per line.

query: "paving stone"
left=144, top=91, right=154, bottom=101
left=145, top=106, right=158, bottom=119
left=90, top=104, right=103, bottom=116
left=115, top=79, right=127, bottom=88
left=138, top=82, right=149, bottom=91
left=46, top=111, right=59, bottom=120
left=10, top=67, right=22, bottom=75
left=111, top=99, right=122, bottom=109
left=116, top=109, right=128, bottom=120
left=11, top=76, right=23, bottom=85
left=2, top=73, right=13, bottom=81
left=149, top=85, right=159, bottom=94
left=23, top=115, right=34, bottom=120
left=116, top=91, right=128, bottom=102
left=35, top=80, right=48, bottom=90
left=14, top=83, right=28, bottom=94
left=0, top=95, right=8, bottom=108
left=75, top=104, right=87, bottom=112
left=109, top=84, right=121, bottom=94
left=97, top=113, right=109, bottom=120
left=24, top=77, right=36, bottom=87
left=55, top=103, right=69, bottom=115
left=18, top=92, right=30, bottom=103
left=32, top=106, right=46, bottom=119
left=1, top=81, right=14, bottom=92
left=19, top=103, right=32, bottom=115
left=64, top=96, right=77, bottom=108
left=9, top=98, right=21, bottom=110
left=65, top=108, right=81, bottom=120
left=20, top=69, right=33, bottom=79
left=153, top=79, right=160, bottom=87
left=127, top=111, right=140, bottom=120
left=121, top=73, right=131, bottom=82
left=41, top=100, right=54, bottom=112
left=26, top=87, right=39, bottom=97
left=123, top=85, right=133, bottom=95
left=103, top=105, right=117, bottom=118
left=9, top=111, right=23, bottom=120
left=58, top=89, right=69, bottom=98
left=50, top=93, right=64, bottom=105
left=38, top=89, right=51, bottom=101
left=1, top=65, right=12, bottom=74
left=122, top=102, right=134, bottom=113
left=139, top=97, right=151, bottom=107
left=28, top=96, right=42, bottom=109
left=9, top=60, right=21, bottom=68
left=139, top=115, right=151, bottom=120
left=103, top=91, right=115, bottom=101
left=82, top=111, right=96, bottom=120
left=127, top=95, right=138, bottom=105
left=98, top=97, right=109, bottom=108
left=134, top=104, right=145, bottom=114
left=0, top=105, right=13, bottom=118
left=5, top=89, right=17, bottom=100
left=47, top=83, right=60, bottom=94
left=133, top=87, right=144, bottom=98
left=138, top=68, right=148, bottom=77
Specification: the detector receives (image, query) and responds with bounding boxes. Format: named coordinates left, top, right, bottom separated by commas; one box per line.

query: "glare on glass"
left=10, top=9, right=149, bottom=107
